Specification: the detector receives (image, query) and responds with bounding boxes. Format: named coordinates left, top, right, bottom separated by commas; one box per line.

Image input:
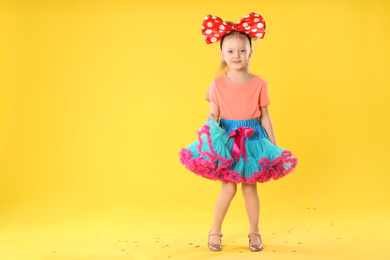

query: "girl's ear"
left=220, top=50, right=225, bottom=61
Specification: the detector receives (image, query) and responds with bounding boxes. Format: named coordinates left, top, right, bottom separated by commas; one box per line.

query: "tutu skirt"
left=179, top=118, right=298, bottom=184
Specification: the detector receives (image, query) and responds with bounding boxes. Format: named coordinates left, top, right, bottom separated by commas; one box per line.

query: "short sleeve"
left=205, top=79, right=219, bottom=105
left=259, top=81, right=271, bottom=107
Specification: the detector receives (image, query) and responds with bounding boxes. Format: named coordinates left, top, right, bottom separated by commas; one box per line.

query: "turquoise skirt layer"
left=179, top=118, right=298, bottom=184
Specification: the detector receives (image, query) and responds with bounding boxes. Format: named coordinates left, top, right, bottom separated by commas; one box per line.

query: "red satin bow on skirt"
left=228, top=126, right=254, bottom=164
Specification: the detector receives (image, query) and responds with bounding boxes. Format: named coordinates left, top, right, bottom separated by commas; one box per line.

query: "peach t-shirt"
left=205, top=73, right=270, bottom=120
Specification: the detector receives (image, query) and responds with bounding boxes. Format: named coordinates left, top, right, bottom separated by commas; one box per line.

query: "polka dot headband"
left=201, top=12, right=266, bottom=45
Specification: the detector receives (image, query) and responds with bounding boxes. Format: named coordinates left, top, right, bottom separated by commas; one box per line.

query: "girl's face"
left=220, top=35, right=252, bottom=72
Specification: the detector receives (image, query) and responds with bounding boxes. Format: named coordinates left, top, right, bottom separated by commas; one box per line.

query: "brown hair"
left=216, top=21, right=259, bottom=77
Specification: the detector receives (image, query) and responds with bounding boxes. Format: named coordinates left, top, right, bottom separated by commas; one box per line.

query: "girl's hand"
left=206, top=114, right=217, bottom=122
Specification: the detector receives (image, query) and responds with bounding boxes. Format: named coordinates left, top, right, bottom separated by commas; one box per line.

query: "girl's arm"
left=259, top=106, right=277, bottom=146
left=206, top=101, right=220, bottom=123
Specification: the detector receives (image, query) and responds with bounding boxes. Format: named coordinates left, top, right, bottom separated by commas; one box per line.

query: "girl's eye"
left=241, top=50, right=246, bottom=52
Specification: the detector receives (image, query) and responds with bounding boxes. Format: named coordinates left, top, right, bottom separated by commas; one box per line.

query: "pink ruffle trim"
left=179, top=123, right=298, bottom=184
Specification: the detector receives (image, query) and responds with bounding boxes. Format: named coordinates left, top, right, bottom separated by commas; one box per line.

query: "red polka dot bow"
left=201, top=12, right=266, bottom=44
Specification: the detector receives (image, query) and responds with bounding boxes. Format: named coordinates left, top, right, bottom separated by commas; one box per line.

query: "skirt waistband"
left=219, top=118, right=260, bottom=127
left=218, top=118, right=268, bottom=141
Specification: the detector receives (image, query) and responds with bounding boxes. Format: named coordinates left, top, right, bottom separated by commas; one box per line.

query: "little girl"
left=179, top=12, right=298, bottom=252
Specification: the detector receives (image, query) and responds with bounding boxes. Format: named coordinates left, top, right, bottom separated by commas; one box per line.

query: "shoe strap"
left=208, top=231, right=223, bottom=238
left=248, top=231, right=261, bottom=238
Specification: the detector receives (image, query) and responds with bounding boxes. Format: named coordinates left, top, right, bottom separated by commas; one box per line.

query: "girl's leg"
left=209, top=181, right=237, bottom=244
left=242, top=182, right=261, bottom=243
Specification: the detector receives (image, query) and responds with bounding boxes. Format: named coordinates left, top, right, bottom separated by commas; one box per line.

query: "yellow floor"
left=1, top=196, right=389, bottom=260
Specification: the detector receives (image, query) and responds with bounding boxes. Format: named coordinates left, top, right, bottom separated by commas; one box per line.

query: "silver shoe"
left=248, top=231, right=263, bottom=251
left=208, top=230, right=223, bottom=251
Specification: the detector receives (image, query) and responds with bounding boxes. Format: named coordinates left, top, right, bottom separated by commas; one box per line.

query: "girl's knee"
left=221, top=181, right=237, bottom=196
left=241, top=183, right=257, bottom=195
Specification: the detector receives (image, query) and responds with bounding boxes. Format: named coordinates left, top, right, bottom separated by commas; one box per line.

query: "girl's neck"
left=226, top=70, right=254, bottom=83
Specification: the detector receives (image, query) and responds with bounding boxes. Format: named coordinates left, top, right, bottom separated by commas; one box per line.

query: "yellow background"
left=0, top=0, right=389, bottom=259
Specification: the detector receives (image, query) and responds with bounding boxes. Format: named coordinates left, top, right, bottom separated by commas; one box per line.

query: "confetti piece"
left=316, top=197, right=319, bottom=199
left=298, top=242, right=302, bottom=244
left=337, top=237, right=341, bottom=239
left=285, top=241, right=288, bottom=243
left=239, top=251, right=243, bottom=253
left=293, top=250, right=297, bottom=252
left=308, top=231, right=311, bottom=233
left=273, top=250, right=276, bottom=252
left=52, top=251, right=56, bottom=253
left=195, top=245, right=200, bottom=248
left=189, top=243, right=193, bottom=245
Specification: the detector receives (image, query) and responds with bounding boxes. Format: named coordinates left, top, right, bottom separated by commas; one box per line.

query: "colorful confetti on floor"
left=0, top=196, right=389, bottom=260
